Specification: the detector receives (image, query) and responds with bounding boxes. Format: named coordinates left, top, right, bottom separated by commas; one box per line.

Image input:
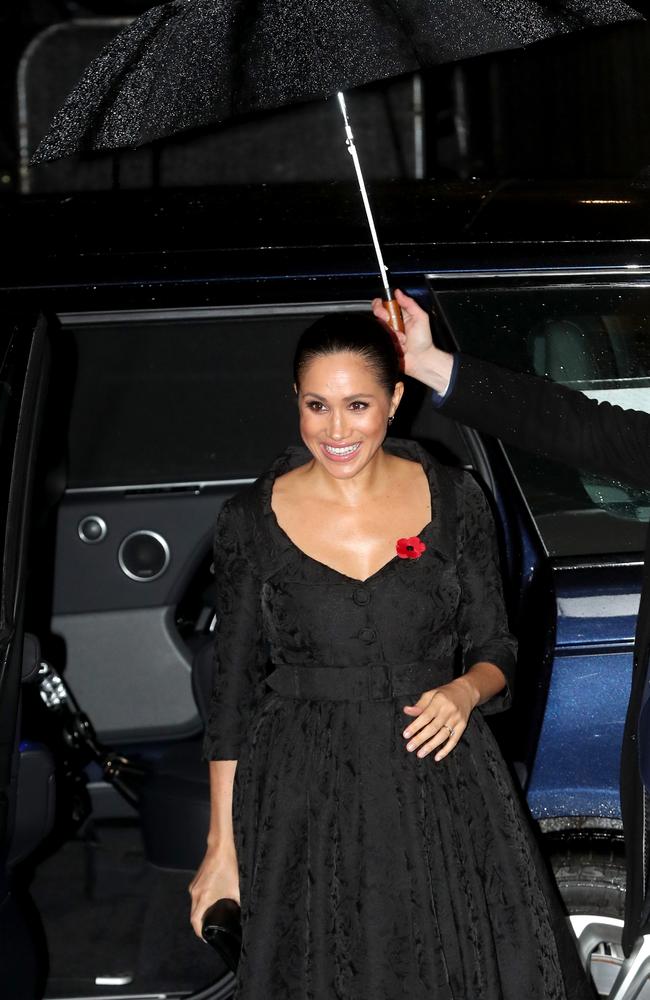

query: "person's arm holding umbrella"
left=372, top=288, right=650, bottom=491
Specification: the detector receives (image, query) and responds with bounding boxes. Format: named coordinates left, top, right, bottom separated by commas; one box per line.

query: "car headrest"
left=530, top=319, right=597, bottom=382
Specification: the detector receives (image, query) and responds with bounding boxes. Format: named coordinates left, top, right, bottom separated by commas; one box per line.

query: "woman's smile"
left=319, top=441, right=362, bottom=462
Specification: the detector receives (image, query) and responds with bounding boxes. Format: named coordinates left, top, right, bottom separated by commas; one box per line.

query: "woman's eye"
left=304, top=400, right=368, bottom=411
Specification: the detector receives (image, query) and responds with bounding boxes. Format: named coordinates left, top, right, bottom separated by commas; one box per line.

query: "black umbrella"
left=32, top=0, right=644, bottom=163
left=30, top=0, right=646, bottom=324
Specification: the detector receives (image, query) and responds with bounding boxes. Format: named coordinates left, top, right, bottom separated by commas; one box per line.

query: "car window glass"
left=61, top=313, right=308, bottom=488
left=435, top=284, right=650, bottom=557
left=60, top=308, right=468, bottom=490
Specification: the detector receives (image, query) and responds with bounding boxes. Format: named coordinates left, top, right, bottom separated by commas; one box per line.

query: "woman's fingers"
left=403, top=688, right=435, bottom=717
left=405, top=715, right=463, bottom=754
left=406, top=719, right=465, bottom=760
left=402, top=689, right=441, bottom=735
left=431, top=727, right=462, bottom=762
left=402, top=685, right=468, bottom=760
left=189, top=897, right=209, bottom=940
left=188, top=854, right=240, bottom=940
left=414, top=721, right=464, bottom=761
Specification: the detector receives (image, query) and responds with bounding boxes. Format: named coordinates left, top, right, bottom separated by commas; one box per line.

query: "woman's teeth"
left=323, top=443, right=361, bottom=456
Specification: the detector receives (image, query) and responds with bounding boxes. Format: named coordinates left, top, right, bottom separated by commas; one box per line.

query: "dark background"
left=3, top=0, right=650, bottom=195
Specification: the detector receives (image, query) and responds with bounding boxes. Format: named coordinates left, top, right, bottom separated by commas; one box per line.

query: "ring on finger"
left=443, top=723, right=456, bottom=738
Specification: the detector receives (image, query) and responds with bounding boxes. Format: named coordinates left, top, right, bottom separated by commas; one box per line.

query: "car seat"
left=529, top=316, right=619, bottom=383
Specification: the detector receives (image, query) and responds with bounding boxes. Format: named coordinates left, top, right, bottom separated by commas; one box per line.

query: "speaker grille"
left=118, top=530, right=170, bottom=582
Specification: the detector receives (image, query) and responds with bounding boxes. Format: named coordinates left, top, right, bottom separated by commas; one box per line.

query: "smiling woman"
left=189, top=310, right=595, bottom=1000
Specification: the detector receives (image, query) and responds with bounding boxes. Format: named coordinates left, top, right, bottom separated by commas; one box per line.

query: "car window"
left=57, top=304, right=470, bottom=491
left=59, top=310, right=320, bottom=488
left=434, top=283, right=650, bottom=558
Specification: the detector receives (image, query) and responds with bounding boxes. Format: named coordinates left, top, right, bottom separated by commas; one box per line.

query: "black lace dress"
left=202, top=438, right=594, bottom=1000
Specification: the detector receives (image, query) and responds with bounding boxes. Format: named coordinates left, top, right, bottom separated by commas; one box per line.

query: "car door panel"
left=50, top=488, right=237, bottom=740
left=52, top=491, right=234, bottom=613
left=0, top=313, right=50, bottom=998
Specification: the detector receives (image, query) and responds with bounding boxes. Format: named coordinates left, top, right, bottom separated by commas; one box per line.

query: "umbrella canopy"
left=32, top=0, right=643, bottom=163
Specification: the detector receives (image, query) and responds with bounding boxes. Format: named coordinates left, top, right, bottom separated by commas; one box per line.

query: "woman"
left=189, top=312, right=594, bottom=999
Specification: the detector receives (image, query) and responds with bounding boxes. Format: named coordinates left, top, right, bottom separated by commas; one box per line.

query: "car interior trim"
left=57, top=300, right=371, bottom=326
left=427, top=265, right=650, bottom=280
left=554, top=559, right=645, bottom=571
left=66, top=478, right=256, bottom=495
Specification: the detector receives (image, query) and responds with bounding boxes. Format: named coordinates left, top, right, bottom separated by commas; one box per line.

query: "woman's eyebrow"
left=302, top=392, right=375, bottom=401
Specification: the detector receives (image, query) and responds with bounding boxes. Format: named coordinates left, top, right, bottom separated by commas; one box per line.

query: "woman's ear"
left=390, top=380, right=405, bottom=417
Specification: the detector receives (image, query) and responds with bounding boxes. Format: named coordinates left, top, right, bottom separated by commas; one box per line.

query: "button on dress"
left=202, top=438, right=594, bottom=1000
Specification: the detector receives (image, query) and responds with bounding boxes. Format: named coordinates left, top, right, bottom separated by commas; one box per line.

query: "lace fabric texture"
left=203, top=439, right=594, bottom=999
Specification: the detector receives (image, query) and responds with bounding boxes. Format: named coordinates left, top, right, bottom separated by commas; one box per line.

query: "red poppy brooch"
left=396, top=536, right=426, bottom=560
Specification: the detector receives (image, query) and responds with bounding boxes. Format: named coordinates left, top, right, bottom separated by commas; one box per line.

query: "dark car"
left=1, top=178, right=649, bottom=999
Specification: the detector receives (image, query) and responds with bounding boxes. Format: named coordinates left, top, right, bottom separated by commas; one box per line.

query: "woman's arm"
left=401, top=472, right=517, bottom=760
left=189, top=760, right=239, bottom=938
left=189, top=497, right=267, bottom=938
left=373, top=289, right=650, bottom=492
left=201, top=498, right=268, bottom=762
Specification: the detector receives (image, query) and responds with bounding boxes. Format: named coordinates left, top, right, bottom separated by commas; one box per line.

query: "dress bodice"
left=202, top=438, right=517, bottom=761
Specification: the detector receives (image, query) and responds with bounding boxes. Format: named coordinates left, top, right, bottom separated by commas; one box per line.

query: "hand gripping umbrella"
left=31, top=0, right=645, bottom=322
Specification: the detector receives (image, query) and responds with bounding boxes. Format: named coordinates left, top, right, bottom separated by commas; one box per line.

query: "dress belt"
left=265, top=660, right=453, bottom=702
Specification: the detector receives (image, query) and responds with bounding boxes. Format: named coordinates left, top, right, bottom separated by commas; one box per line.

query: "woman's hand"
left=188, top=844, right=240, bottom=940
left=402, top=675, right=480, bottom=762
left=371, top=288, right=454, bottom=394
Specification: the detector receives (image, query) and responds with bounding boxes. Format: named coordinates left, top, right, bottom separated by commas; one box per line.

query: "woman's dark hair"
left=293, top=313, right=401, bottom=395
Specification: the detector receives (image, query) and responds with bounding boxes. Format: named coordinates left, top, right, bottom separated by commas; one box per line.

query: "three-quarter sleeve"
left=201, top=499, right=268, bottom=761
left=456, top=474, right=518, bottom=716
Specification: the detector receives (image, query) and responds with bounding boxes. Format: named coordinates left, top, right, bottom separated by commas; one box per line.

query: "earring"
left=388, top=415, right=394, bottom=425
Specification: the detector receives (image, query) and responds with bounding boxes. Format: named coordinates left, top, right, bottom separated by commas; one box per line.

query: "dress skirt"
left=232, top=687, right=594, bottom=1000
left=202, top=440, right=596, bottom=1000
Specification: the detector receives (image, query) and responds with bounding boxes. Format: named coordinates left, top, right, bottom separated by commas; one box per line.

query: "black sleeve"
left=456, top=473, right=518, bottom=716
left=440, top=353, right=650, bottom=492
left=201, top=500, right=268, bottom=761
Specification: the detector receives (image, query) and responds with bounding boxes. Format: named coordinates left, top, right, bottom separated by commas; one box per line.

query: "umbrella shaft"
left=337, top=94, right=391, bottom=300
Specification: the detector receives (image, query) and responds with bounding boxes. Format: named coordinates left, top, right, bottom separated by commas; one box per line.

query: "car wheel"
left=552, top=846, right=650, bottom=999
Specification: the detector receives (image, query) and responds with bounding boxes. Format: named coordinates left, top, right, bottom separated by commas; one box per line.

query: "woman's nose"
left=327, top=408, right=349, bottom=439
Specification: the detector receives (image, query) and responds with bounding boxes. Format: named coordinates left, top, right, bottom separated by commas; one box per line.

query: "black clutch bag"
left=201, top=897, right=242, bottom=972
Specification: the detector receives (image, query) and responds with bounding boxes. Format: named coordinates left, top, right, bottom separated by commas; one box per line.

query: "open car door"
left=0, top=313, right=50, bottom=998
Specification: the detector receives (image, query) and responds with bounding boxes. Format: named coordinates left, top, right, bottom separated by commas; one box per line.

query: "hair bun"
left=294, top=313, right=400, bottom=394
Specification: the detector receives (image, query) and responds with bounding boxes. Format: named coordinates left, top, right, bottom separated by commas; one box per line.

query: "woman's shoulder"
left=410, top=443, right=490, bottom=524
left=215, top=443, right=307, bottom=534
left=443, top=465, right=494, bottom=530
left=399, top=439, right=469, bottom=492
left=270, top=460, right=310, bottom=497
left=216, top=481, right=264, bottom=534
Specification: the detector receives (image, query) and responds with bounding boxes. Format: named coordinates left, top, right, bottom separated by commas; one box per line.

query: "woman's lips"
left=320, top=442, right=362, bottom=462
